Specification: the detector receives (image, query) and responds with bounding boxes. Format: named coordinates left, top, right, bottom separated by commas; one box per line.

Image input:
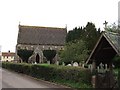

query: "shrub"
left=17, top=49, right=33, bottom=63
left=43, top=50, right=56, bottom=64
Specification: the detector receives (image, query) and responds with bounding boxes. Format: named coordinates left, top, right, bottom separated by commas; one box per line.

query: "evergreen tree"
left=83, top=22, right=101, bottom=50
left=66, top=27, right=83, bottom=42
left=66, top=22, right=101, bottom=51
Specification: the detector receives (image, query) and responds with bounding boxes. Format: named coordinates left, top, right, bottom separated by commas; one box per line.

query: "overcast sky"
left=0, top=0, right=119, bottom=52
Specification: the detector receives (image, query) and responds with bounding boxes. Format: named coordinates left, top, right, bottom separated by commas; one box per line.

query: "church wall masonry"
left=16, top=44, right=64, bottom=63
left=16, top=44, right=64, bottom=51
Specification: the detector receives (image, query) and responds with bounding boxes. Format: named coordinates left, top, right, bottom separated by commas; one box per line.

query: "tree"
left=66, top=27, right=83, bottom=42
left=66, top=22, right=101, bottom=51
left=83, top=22, right=101, bottom=50
left=59, top=40, right=89, bottom=64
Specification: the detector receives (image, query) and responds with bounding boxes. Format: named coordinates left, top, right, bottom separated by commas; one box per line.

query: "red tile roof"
left=2, top=52, right=15, bottom=57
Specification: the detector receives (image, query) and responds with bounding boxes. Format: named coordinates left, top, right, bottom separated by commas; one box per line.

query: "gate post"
left=92, top=60, right=96, bottom=71
left=92, top=75, right=96, bottom=88
left=91, top=60, right=97, bottom=88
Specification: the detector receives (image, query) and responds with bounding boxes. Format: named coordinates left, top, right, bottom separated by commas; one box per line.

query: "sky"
left=118, top=1, right=120, bottom=26
left=0, top=0, right=119, bottom=52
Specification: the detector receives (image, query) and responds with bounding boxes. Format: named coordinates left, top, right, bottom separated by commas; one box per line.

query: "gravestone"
left=79, top=62, right=82, bottom=67
left=47, top=61, right=50, bottom=64
left=82, top=64, right=84, bottom=68
left=71, top=61, right=73, bottom=66
left=34, top=62, right=37, bottom=64
left=67, top=64, right=72, bottom=66
left=56, top=61, right=59, bottom=65
left=105, top=64, right=108, bottom=70
left=73, top=62, right=78, bottom=66
left=62, top=62, right=65, bottom=66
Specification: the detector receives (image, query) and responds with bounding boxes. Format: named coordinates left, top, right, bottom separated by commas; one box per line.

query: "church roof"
left=17, top=25, right=67, bottom=46
left=86, top=31, right=120, bottom=64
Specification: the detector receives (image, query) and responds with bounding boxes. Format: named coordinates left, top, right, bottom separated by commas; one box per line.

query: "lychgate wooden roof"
left=17, top=25, right=67, bottom=46
left=86, top=31, right=120, bottom=64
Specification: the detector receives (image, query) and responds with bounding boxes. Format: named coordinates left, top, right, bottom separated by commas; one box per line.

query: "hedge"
left=2, top=62, right=92, bottom=88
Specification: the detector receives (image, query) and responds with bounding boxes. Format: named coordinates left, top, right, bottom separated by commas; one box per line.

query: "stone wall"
left=15, top=44, right=64, bottom=63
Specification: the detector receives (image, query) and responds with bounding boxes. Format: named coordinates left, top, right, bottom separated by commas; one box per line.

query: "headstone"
left=88, top=64, right=93, bottom=72
left=99, top=63, right=105, bottom=73
left=79, top=62, right=82, bottom=67
left=97, top=66, right=100, bottom=72
left=34, top=62, right=37, bottom=64
left=112, top=64, right=115, bottom=68
left=56, top=61, right=59, bottom=65
left=105, top=64, right=108, bottom=70
left=71, top=61, right=73, bottom=66
left=62, top=62, right=65, bottom=66
left=47, top=61, right=50, bottom=64
left=73, top=62, right=78, bottom=67
left=82, top=64, right=84, bottom=68
left=100, top=63, right=104, bottom=69
left=90, top=64, right=93, bottom=72
left=67, top=64, right=72, bottom=66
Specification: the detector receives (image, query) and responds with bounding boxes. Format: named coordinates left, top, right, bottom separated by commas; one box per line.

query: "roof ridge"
left=19, top=25, right=66, bottom=30
left=104, top=31, right=120, bottom=36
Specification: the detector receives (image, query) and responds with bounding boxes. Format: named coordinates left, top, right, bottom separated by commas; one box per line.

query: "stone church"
left=16, top=25, right=67, bottom=63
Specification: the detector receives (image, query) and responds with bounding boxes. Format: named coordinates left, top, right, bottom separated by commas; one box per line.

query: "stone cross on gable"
left=103, top=21, right=108, bottom=28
